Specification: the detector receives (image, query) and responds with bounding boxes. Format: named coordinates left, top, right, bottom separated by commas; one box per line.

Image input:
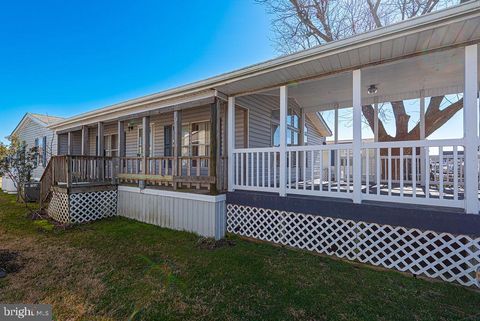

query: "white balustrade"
left=232, top=139, right=468, bottom=209
left=361, top=139, right=465, bottom=208
left=232, top=148, right=280, bottom=192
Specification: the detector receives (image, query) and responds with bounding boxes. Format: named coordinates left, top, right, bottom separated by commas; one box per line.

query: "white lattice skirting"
left=227, top=204, right=480, bottom=288
left=48, top=190, right=117, bottom=224
left=48, top=190, right=70, bottom=224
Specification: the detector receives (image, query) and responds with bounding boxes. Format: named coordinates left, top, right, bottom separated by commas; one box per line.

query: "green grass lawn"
left=0, top=192, right=479, bottom=321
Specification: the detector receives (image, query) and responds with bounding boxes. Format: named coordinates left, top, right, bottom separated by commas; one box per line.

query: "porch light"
left=367, top=84, right=378, bottom=95
left=127, top=120, right=136, bottom=131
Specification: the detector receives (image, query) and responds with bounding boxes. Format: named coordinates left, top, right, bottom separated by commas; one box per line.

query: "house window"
left=181, top=121, right=210, bottom=167
left=304, top=124, right=308, bottom=145
left=271, top=108, right=300, bottom=147
left=104, top=134, right=119, bottom=157
left=137, top=124, right=155, bottom=157
left=164, top=125, right=173, bottom=156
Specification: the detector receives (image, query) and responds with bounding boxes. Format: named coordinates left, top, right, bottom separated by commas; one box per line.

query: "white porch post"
left=227, top=97, right=236, bottom=192
left=299, top=108, right=305, bottom=178
left=352, top=70, right=362, bottom=204
left=334, top=105, right=339, bottom=183
left=420, top=92, right=426, bottom=186
left=81, top=126, right=89, bottom=156
left=373, top=101, right=379, bottom=143
left=334, top=105, right=339, bottom=144
left=67, top=131, right=73, bottom=155
left=463, top=44, right=478, bottom=214
left=299, top=108, right=305, bottom=146
left=279, top=86, right=288, bottom=197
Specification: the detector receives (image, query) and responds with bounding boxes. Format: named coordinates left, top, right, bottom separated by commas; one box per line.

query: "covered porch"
left=46, top=91, right=228, bottom=199
left=227, top=44, right=480, bottom=214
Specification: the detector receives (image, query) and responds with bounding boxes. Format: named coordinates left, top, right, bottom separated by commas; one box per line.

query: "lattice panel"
left=227, top=204, right=480, bottom=288
left=48, top=191, right=69, bottom=224
left=69, top=190, right=117, bottom=224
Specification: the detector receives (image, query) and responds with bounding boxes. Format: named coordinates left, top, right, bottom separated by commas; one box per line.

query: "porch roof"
left=50, top=1, right=480, bottom=131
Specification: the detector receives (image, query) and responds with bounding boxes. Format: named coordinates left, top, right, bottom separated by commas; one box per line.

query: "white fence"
left=232, top=139, right=472, bottom=210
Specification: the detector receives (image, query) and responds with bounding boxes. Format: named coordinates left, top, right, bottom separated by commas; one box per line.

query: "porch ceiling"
left=265, top=47, right=472, bottom=111
left=217, top=3, right=480, bottom=97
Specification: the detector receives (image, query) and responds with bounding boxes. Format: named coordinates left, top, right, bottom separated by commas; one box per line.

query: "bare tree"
left=257, top=0, right=467, bottom=142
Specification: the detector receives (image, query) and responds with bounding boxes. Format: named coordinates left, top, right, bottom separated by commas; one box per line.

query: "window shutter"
left=42, top=136, right=47, bottom=167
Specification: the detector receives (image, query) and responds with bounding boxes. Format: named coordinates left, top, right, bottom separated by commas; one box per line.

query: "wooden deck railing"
left=41, top=155, right=228, bottom=194
left=39, top=158, right=53, bottom=206
left=117, top=155, right=220, bottom=191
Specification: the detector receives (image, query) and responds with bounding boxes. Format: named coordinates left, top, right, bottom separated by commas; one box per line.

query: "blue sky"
left=0, top=1, right=463, bottom=144
left=0, top=0, right=275, bottom=142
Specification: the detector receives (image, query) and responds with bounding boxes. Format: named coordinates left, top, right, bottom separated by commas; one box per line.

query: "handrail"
left=39, top=158, right=54, bottom=206
left=43, top=154, right=223, bottom=192
left=362, top=138, right=464, bottom=148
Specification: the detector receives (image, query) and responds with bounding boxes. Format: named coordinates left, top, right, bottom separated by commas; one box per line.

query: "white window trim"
left=271, top=111, right=301, bottom=147
left=181, top=119, right=211, bottom=168
left=104, top=134, right=119, bottom=157
left=136, top=123, right=155, bottom=157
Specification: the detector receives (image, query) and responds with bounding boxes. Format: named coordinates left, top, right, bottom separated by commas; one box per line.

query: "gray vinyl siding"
left=14, top=118, right=58, bottom=181
left=305, top=120, right=325, bottom=146
left=236, top=94, right=325, bottom=148
left=235, top=107, right=247, bottom=148
left=125, top=123, right=139, bottom=157
left=234, top=94, right=326, bottom=186
left=236, top=95, right=274, bottom=148
left=122, top=106, right=211, bottom=157
left=88, top=125, right=97, bottom=156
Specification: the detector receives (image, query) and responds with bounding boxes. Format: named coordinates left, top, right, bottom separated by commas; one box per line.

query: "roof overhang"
left=50, top=1, right=480, bottom=131
left=9, top=113, right=49, bottom=139
left=50, top=89, right=218, bottom=132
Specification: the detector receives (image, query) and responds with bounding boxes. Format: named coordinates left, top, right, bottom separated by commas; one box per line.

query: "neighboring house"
left=40, top=3, right=479, bottom=288
left=1, top=113, right=64, bottom=194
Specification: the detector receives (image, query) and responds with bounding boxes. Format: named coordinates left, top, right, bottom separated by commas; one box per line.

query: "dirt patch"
left=0, top=234, right=107, bottom=319
left=0, top=249, right=24, bottom=274
left=196, top=237, right=236, bottom=250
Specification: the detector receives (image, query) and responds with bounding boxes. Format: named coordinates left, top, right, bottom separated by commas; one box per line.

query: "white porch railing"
left=232, top=148, right=280, bottom=192
left=361, top=139, right=465, bottom=208
left=232, top=139, right=472, bottom=210
left=285, top=144, right=353, bottom=199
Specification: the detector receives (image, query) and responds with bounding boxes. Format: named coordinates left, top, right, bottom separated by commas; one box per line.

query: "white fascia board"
left=50, top=89, right=216, bottom=131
